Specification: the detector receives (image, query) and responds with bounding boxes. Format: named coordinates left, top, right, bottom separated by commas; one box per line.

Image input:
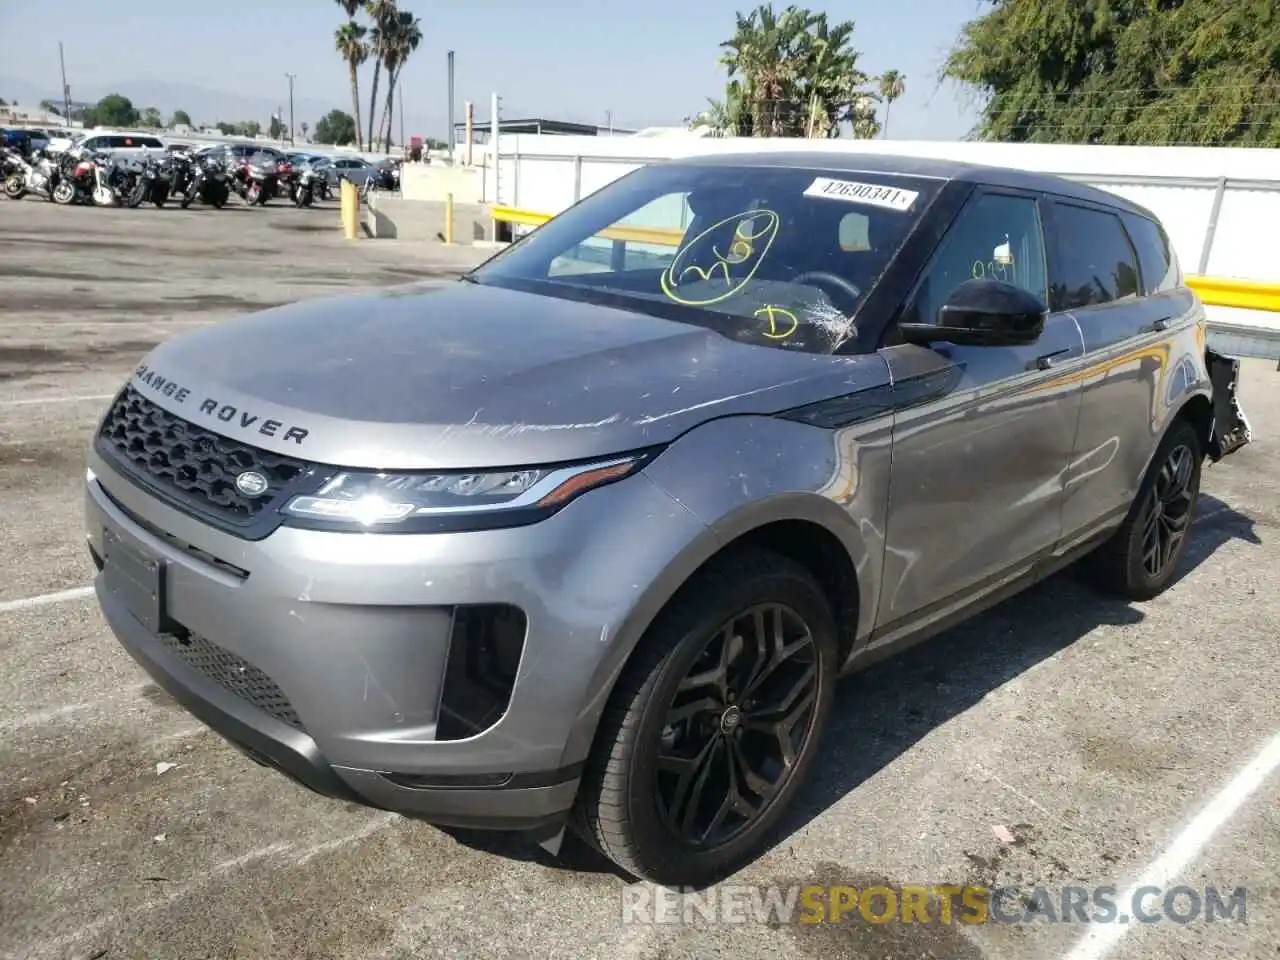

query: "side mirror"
left=899, top=278, right=1047, bottom=348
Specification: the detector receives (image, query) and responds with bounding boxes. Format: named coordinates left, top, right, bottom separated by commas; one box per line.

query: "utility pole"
left=399, top=79, right=405, bottom=153
left=284, top=72, right=296, bottom=144
left=605, top=109, right=613, bottom=135
left=446, top=51, right=456, bottom=164
left=58, top=42, right=71, bottom=125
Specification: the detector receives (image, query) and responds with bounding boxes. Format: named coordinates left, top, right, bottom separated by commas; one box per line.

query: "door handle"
left=1147, top=317, right=1171, bottom=333
left=1033, top=348, right=1072, bottom=371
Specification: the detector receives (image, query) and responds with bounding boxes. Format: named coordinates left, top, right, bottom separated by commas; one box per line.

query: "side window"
left=82, top=137, right=103, bottom=151
left=140, top=136, right=164, bottom=149
left=549, top=192, right=689, bottom=276
left=902, top=192, right=1047, bottom=326
left=1122, top=213, right=1180, bottom=294
left=1049, top=203, right=1141, bottom=310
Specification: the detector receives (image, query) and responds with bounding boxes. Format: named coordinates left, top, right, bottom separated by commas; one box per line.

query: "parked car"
left=324, top=155, right=377, bottom=188
left=85, top=153, right=1250, bottom=888
left=47, top=130, right=167, bottom=161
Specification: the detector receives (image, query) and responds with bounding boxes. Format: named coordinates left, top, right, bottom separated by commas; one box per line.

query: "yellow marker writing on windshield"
left=661, top=209, right=781, bottom=307
left=755, top=305, right=799, bottom=339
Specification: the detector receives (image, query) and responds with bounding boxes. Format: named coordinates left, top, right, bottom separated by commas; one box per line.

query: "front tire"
left=575, top=548, right=838, bottom=887
left=1087, top=418, right=1202, bottom=600
left=51, top=181, right=75, bottom=204
left=3, top=174, right=25, bottom=199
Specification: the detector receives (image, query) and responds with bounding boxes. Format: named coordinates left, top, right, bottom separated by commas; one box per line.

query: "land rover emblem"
left=234, top=471, right=270, bottom=498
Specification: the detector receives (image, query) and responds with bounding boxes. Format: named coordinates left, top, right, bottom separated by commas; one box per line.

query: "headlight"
left=282, top=454, right=647, bottom=530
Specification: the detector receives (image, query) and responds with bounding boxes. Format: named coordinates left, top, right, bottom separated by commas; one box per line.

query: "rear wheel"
left=51, top=180, right=75, bottom=204
left=1086, top=418, right=1202, bottom=600
left=575, top=548, right=837, bottom=887
left=4, top=174, right=26, bottom=199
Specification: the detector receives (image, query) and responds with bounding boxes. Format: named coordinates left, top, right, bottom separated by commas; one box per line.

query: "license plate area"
left=102, top=530, right=167, bottom=633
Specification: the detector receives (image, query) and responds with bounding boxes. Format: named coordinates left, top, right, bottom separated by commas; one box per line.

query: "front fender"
left=558, top=409, right=894, bottom=767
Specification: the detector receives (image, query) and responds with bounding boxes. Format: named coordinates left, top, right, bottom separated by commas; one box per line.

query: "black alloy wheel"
left=1138, top=442, right=1196, bottom=580
left=656, top=602, right=820, bottom=848
left=576, top=548, right=838, bottom=887
left=1089, top=417, right=1202, bottom=600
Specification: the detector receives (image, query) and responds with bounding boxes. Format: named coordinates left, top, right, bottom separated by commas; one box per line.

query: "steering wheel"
left=790, top=270, right=862, bottom=308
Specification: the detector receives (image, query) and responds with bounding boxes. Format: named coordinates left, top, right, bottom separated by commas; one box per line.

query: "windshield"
left=469, top=162, right=938, bottom=354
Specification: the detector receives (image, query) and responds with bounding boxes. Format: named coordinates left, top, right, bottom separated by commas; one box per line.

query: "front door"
left=870, top=189, right=1086, bottom=646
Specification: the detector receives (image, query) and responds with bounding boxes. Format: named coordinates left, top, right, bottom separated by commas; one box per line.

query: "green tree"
left=878, top=70, right=905, bottom=138
left=335, top=20, right=370, bottom=149
left=703, top=4, right=884, bottom=138
left=377, top=9, right=423, bottom=148
left=300, top=121, right=310, bottom=140
left=943, top=0, right=1280, bottom=145
left=242, top=120, right=261, bottom=137
left=170, top=109, right=192, bottom=127
left=269, top=115, right=286, bottom=139
left=91, top=93, right=140, bottom=127
left=140, top=106, right=163, bottom=128
left=363, top=0, right=400, bottom=146
left=314, top=109, right=357, bottom=145
left=38, top=99, right=63, bottom=116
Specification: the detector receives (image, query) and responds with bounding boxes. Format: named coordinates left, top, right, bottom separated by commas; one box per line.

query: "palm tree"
left=878, top=69, right=905, bottom=138
left=364, top=0, right=398, bottom=148
left=334, top=0, right=360, bottom=15
left=378, top=11, right=423, bottom=149
left=335, top=21, right=369, bottom=150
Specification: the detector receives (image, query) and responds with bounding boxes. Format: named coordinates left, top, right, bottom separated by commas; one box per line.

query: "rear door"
left=1044, top=199, right=1184, bottom=543
left=872, top=187, right=1086, bottom=639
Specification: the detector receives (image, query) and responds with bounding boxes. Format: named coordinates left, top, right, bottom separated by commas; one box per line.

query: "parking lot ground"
left=1, top=197, right=1277, bottom=960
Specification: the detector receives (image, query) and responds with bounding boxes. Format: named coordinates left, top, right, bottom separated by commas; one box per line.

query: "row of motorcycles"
left=1, top=144, right=332, bottom=209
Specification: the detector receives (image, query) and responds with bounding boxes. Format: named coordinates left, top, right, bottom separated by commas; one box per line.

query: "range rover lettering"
left=86, top=153, right=1251, bottom=887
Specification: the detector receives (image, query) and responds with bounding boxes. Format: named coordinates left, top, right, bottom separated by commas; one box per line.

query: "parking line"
left=0, top=585, right=94, bottom=614
left=0, top=393, right=113, bottom=407
left=1063, top=728, right=1280, bottom=960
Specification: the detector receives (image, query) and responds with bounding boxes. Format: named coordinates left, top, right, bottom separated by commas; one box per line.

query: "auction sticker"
left=803, top=177, right=919, bottom=212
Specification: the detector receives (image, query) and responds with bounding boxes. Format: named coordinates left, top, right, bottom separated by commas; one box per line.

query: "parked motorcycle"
left=167, top=150, right=194, bottom=200
left=0, top=145, right=26, bottom=185
left=60, top=147, right=118, bottom=206
left=290, top=164, right=319, bottom=207
left=3, top=149, right=64, bottom=202
left=180, top=153, right=231, bottom=208
left=127, top=150, right=173, bottom=208
left=230, top=152, right=279, bottom=206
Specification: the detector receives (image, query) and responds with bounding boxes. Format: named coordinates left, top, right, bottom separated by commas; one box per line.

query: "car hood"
left=127, top=280, right=886, bottom=469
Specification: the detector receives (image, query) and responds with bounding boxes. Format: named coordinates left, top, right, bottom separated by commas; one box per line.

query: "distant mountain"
left=0, top=74, right=369, bottom=130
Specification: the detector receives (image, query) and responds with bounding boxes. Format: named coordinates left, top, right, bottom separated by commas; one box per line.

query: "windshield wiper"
left=458, top=273, right=479, bottom=284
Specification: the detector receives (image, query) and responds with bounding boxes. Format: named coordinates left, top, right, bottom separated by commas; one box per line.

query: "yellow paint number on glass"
left=660, top=210, right=781, bottom=307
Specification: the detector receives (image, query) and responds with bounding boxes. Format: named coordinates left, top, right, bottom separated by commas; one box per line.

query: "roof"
left=673, top=150, right=1153, bottom=218
left=457, top=118, right=607, bottom=136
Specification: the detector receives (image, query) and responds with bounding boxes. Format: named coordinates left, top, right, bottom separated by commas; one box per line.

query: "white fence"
left=476, top=135, right=1280, bottom=359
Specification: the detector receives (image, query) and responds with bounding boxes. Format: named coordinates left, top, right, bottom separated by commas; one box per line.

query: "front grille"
left=158, top=631, right=304, bottom=730
left=96, top=386, right=314, bottom=531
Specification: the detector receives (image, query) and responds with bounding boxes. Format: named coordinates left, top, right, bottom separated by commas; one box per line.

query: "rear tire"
left=1086, top=418, right=1202, bottom=601
left=574, top=548, right=838, bottom=887
left=52, top=181, right=75, bottom=205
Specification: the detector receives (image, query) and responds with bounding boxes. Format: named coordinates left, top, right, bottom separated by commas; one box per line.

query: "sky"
left=1, top=0, right=986, bottom=141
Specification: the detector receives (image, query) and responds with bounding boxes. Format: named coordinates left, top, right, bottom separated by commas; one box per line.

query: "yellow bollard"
left=444, top=192, right=454, bottom=244
left=340, top=178, right=359, bottom=240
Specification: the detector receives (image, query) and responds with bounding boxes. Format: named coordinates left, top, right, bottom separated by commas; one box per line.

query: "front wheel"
left=574, top=548, right=838, bottom=887
left=244, top=181, right=261, bottom=206
left=51, top=180, right=75, bottom=205
left=125, top=180, right=146, bottom=208
left=5, top=174, right=27, bottom=199
left=1086, top=418, right=1202, bottom=600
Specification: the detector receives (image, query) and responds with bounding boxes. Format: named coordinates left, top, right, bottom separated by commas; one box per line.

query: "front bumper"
left=86, top=444, right=706, bottom=830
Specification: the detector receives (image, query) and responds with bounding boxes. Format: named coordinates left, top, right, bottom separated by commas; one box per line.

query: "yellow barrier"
left=488, top=205, right=1280, bottom=312
left=340, top=179, right=359, bottom=240
left=444, top=192, right=455, bottom=245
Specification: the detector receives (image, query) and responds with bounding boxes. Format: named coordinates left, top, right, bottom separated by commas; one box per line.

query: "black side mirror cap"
left=899, top=278, right=1047, bottom=348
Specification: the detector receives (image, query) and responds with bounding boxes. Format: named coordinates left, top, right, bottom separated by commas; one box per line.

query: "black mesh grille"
left=158, top=632, right=304, bottom=730
left=97, top=386, right=312, bottom=529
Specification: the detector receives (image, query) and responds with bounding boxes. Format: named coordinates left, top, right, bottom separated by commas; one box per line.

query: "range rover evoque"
left=86, top=152, right=1252, bottom=886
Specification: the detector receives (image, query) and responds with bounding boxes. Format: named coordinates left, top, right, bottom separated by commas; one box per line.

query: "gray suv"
left=86, top=153, right=1251, bottom=887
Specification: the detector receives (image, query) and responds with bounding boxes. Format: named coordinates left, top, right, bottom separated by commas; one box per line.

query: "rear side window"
left=1049, top=203, right=1141, bottom=310
left=1123, top=213, right=1180, bottom=294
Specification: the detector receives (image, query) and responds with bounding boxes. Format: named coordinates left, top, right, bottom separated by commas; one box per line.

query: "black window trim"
left=871, top=182, right=1052, bottom=350
left=1041, top=195, right=1145, bottom=314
